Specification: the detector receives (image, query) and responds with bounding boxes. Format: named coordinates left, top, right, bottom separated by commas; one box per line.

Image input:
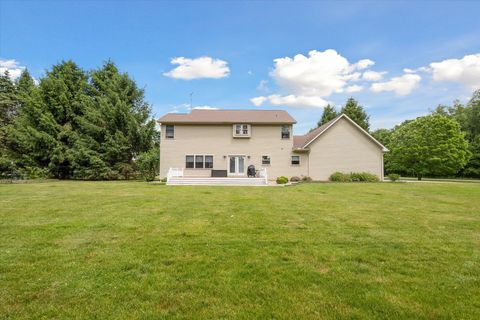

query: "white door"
left=228, top=156, right=245, bottom=175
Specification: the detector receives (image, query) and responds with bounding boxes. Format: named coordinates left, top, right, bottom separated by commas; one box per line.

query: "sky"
left=1, top=0, right=480, bottom=134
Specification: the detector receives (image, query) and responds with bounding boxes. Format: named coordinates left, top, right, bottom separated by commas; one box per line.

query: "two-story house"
left=158, top=109, right=387, bottom=185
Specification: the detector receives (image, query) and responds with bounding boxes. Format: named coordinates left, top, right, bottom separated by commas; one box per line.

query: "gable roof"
left=293, top=113, right=389, bottom=152
left=158, top=109, right=296, bottom=124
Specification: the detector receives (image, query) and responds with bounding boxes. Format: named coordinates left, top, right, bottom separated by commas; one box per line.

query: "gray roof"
left=158, top=109, right=296, bottom=124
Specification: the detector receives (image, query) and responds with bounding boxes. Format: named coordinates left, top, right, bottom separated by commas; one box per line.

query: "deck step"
left=167, top=177, right=266, bottom=186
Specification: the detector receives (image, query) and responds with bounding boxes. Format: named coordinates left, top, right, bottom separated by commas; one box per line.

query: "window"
left=262, top=155, right=271, bottom=165
left=205, top=155, right=213, bottom=168
left=186, top=155, right=213, bottom=169
left=186, top=155, right=194, bottom=168
left=281, top=125, right=290, bottom=139
left=195, top=155, right=204, bottom=168
left=233, top=124, right=251, bottom=137
left=166, top=125, right=174, bottom=139
left=291, top=155, right=300, bottom=165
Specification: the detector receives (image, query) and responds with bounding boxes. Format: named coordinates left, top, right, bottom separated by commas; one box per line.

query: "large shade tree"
left=388, top=114, right=470, bottom=179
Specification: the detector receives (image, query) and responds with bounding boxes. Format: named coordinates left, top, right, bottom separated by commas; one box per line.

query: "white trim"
left=227, top=155, right=246, bottom=176
left=302, top=114, right=389, bottom=152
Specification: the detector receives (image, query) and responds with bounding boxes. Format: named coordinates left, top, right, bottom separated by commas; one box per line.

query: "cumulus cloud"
left=251, top=49, right=376, bottom=108
left=271, top=49, right=370, bottom=97
left=256, top=80, right=269, bottom=92
left=0, top=59, right=25, bottom=80
left=250, top=94, right=329, bottom=108
left=429, top=53, right=480, bottom=89
left=164, top=56, right=230, bottom=80
left=362, top=70, right=387, bottom=81
left=370, top=74, right=421, bottom=96
left=345, top=85, right=363, bottom=93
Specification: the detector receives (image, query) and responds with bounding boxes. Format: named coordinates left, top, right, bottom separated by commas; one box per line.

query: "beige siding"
left=307, top=118, right=384, bottom=181
left=160, top=124, right=308, bottom=180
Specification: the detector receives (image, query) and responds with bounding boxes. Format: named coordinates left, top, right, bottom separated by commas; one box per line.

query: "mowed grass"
left=1, top=181, right=479, bottom=319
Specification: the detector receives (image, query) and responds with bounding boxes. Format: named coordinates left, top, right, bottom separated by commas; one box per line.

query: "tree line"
left=0, top=60, right=159, bottom=181
left=317, top=93, right=480, bottom=179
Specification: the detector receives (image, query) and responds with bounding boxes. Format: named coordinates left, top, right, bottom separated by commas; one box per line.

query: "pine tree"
left=341, top=97, right=370, bottom=131
left=318, top=104, right=338, bottom=127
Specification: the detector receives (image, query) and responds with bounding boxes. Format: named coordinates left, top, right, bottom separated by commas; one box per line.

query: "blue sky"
left=1, top=1, right=480, bottom=133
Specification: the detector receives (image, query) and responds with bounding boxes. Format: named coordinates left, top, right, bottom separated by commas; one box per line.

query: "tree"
left=0, top=71, right=19, bottom=151
left=9, top=61, right=92, bottom=178
left=341, top=97, right=370, bottom=131
left=71, top=61, right=156, bottom=179
left=318, top=104, right=338, bottom=127
left=388, top=114, right=470, bottom=180
left=136, top=148, right=159, bottom=181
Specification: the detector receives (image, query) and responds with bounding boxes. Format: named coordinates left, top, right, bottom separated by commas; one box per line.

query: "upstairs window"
left=262, top=155, right=271, bottom=165
left=291, top=155, right=300, bottom=165
left=166, top=125, right=174, bottom=139
left=281, top=125, right=290, bottom=139
left=233, top=124, right=251, bottom=137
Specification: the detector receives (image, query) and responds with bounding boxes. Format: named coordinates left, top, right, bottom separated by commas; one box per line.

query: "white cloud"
left=193, top=106, right=218, bottom=110
left=353, top=59, right=375, bottom=70
left=251, top=94, right=329, bottom=108
left=362, top=70, right=387, bottom=81
left=345, top=85, right=363, bottom=93
left=256, top=80, right=269, bottom=92
left=370, top=74, right=421, bottom=96
left=163, top=56, right=230, bottom=80
left=271, top=49, right=372, bottom=97
left=0, top=59, right=25, bottom=80
left=429, top=53, right=480, bottom=89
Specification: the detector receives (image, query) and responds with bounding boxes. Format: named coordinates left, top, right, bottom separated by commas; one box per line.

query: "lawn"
left=1, top=181, right=479, bottom=319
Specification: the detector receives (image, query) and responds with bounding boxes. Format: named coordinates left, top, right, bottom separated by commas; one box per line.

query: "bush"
left=329, top=172, right=379, bottom=182
left=276, top=176, right=289, bottom=184
left=302, top=176, right=312, bottom=182
left=23, top=166, right=49, bottom=179
left=290, top=176, right=301, bottom=182
left=136, top=149, right=159, bottom=181
left=350, top=172, right=380, bottom=182
left=329, top=172, right=352, bottom=182
left=388, top=173, right=400, bottom=182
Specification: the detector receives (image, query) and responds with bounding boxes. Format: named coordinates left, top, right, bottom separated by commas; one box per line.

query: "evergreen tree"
left=341, top=97, right=370, bottom=131
left=0, top=71, right=19, bottom=147
left=318, top=104, right=338, bottom=127
left=72, top=61, right=156, bottom=179
left=9, top=61, right=92, bottom=178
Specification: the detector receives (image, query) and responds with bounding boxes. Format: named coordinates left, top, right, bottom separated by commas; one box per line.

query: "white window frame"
left=291, top=155, right=300, bottom=165
left=281, top=125, right=291, bottom=139
left=165, top=125, right=174, bottom=139
left=185, top=154, right=213, bottom=169
left=262, top=155, right=271, bottom=165
left=232, top=124, right=251, bottom=138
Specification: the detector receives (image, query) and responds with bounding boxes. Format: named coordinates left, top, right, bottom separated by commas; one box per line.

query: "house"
left=158, top=109, right=388, bottom=185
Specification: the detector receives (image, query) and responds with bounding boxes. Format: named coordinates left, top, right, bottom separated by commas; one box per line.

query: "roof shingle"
left=158, top=109, right=296, bottom=124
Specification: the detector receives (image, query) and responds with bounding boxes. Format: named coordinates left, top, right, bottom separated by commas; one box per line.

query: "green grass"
left=1, top=181, right=479, bottom=319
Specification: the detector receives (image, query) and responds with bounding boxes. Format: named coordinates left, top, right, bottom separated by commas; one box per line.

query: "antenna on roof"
left=189, top=92, right=193, bottom=109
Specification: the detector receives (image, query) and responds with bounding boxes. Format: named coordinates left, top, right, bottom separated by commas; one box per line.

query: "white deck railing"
left=167, top=168, right=184, bottom=183
left=259, top=167, right=268, bottom=184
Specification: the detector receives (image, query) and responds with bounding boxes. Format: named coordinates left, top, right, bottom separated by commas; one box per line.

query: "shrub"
left=161, top=177, right=167, bottom=183
left=302, top=176, right=312, bottom=182
left=329, top=172, right=352, bottom=182
left=329, top=172, right=379, bottom=182
left=136, top=149, right=160, bottom=181
left=290, top=176, right=301, bottom=182
left=276, top=176, right=289, bottom=184
left=350, top=172, right=380, bottom=182
left=388, top=173, right=400, bottom=182
left=23, top=166, right=49, bottom=179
